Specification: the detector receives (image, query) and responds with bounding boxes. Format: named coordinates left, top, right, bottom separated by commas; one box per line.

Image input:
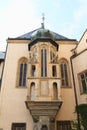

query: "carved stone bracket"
left=33, top=116, right=39, bottom=123
left=49, top=116, right=55, bottom=123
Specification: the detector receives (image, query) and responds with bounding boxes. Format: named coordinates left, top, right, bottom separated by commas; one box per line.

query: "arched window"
left=41, top=49, right=47, bottom=77
left=41, top=125, right=48, bottom=130
left=30, top=82, right=36, bottom=100
left=52, top=65, right=57, bottom=77
left=53, top=82, right=58, bottom=100
left=31, top=65, right=36, bottom=77
left=60, top=59, right=69, bottom=87
left=17, top=58, right=27, bottom=87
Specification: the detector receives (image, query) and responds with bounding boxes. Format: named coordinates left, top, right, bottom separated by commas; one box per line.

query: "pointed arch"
left=53, top=82, right=58, bottom=100
left=59, top=58, right=70, bottom=87
left=31, top=65, right=36, bottom=77
left=52, top=65, right=57, bottom=77
left=16, top=57, right=28, bottom=87
left=30, top=82, right=36, bottom=101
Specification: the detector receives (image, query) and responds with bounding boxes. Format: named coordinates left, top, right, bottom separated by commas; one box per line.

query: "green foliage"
left=81, top=90, right=87, bottom=94
left=76, top=104, right=87, bottom=130
left=71, top=121, right=78, bottom=130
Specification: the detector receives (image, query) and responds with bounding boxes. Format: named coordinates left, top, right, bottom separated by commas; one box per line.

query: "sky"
left=0, top=0, right=87, bottom=51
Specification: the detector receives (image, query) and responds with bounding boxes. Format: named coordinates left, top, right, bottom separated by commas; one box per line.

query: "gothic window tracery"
left=17, top=58, right=28, bottom=87
left=60, top=59, right=70, bottom=87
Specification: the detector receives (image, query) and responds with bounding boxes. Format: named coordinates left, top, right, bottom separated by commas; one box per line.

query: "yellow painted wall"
left=0, top=39, right=77, bottom=129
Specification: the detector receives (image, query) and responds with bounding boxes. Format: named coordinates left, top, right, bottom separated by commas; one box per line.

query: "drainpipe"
left=70, top=55, right=81, bottom=130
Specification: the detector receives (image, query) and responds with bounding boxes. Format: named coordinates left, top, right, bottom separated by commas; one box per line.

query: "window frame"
left=11, top=123, right=26, bottom=130
left=31, top=65, right=36, bottom=77
left=59, top=59, right=70, bottom=88
left=53, top=82, right=58, bottom=100
left=78, top=70, right=87, bottom=94
left=16, top=58, right=28, bottom=88
left=57, top=121, right=71, bottom=130
left=41, top=48, right=47, bottom=77
left=52, top=65, right=57, bottom=77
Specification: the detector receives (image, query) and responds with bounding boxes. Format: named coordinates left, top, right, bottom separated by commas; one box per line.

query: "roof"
left=31, top=28, right=56, bottom=41
left=0, top=52, right=5, bottom=61
left=8, top=28, right=72, bottom=40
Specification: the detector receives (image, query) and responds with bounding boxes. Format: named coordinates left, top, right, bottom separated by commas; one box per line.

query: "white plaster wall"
left=0, top=39, right=77, bottom=129
left=77, top=30, right=87, bottom=53
left=72, top=51, right=87, bottom=105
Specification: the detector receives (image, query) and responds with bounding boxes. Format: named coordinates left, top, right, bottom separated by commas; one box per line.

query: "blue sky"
left=0, top=0, right=87, bottom=51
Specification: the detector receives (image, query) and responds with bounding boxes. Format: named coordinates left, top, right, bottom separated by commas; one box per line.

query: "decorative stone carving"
left=33, top=116, right=39, bottom=123
left=29, top=52, right=31, bottom=63
left=33, top=52, right=38, bottom=63
left=51, top=54, right=58, bottom=63
left=29, top=51, right=38, bottom=63
left=49, top=116, right=55, bottom=123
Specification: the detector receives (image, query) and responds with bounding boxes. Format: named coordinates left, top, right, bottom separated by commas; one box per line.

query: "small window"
left=31, top=65, right=36, bottom=77
left=57, top=121, right=71, bottom=130
left=12, top=123, right=26, bottom=130
left=30, top=82, right=36, bottom=100
left=79, top=71, right=87, bottom=93
left=52, top=66, right=57, bottom=77
left=41, top=125, right=48, bottom=130
left=53, top=82, right=58, bottom=100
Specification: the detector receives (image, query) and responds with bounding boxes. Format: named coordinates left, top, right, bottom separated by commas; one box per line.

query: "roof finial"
left=41, top=13, right=45, bottom=29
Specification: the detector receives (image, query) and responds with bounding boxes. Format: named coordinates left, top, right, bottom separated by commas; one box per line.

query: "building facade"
left=0, top=23, right=87, bottom=130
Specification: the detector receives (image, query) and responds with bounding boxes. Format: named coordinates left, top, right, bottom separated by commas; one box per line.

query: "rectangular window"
left=79, top=71, right=87, bottom=93
left=57, top=121, right=71, bottom=130
left=12, top=123, right=26, bottom=130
